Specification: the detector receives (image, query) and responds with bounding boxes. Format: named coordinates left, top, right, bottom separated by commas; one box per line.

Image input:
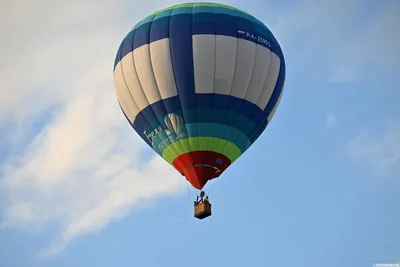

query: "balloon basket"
left=194, top=202, right=212, bottom=219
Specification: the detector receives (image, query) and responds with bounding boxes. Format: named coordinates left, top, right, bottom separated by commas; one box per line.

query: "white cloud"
left=1, top=87, right=185, bottom=258
left=0, top=0, right=189, bottom=257
left=345, top=120, right=400, bottom=177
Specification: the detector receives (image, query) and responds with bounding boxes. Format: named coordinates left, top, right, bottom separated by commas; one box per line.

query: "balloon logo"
left=164, top=113, right=183, bottom=135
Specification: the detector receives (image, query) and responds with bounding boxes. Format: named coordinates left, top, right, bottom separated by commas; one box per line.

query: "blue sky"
left=1, top=0, right=399, bottom=266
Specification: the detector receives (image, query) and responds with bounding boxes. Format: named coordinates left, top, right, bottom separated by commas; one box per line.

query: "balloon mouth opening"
left=172, top=151, right=231, bottom=190
left=183, top=165, right=221, bottom=189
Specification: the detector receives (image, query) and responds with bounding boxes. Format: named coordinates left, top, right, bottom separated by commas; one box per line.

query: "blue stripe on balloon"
left=169, top=11, right=197, bottom=143
left=169, top=13, right=196, bottom=111
left=120, top=29, right=134, bottom=60
left=131, top=95, right=265, bottom=147
left=149, top=17, right=170, bottom=43
left=114, top=13, right=281, bottom=70
left=150, top=12, right=171, bottom=41
left=133, top=21, right=151, bottom=49
left=129, top=80, right=287, bottom=151
left=143, top=95, right=264, bottom=125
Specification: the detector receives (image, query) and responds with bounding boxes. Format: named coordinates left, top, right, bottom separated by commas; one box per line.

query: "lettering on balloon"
left=237, top=30, right=272, bottom=48
left=143, top=126, right=164, bottom=145
left=158, top=137, right=171, bottom=151
left=157, top=130, right=188, bottom=152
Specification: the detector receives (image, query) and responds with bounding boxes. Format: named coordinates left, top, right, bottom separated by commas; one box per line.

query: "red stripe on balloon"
left=173, top=151, right=231, bottom=190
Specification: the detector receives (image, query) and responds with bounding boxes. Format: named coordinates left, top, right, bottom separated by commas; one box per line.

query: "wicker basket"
left=194, top=202, right=212, bottom=219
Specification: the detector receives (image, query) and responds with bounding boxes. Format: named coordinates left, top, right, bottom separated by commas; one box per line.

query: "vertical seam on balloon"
left=192, top=7, right=208, bottom=165
left=212, top=13, right=239, bottom=157
left=185, top=3, right=196, bottom=177
left=248, top=46, right=272, bottom=106
left=115, top=44, right=137, bottom=123
left=148, top=13, right=182, bottom=161
left=258, top=53, right=278, bottom=111
left=118, top=35, right=156, bottom=148
left=264, top=50, right=285, bottom=117
left=209, top=4, right=227, bottom=159
left=128, top=28, right=176, bottom=158
left=222, top=41, right=258, bottom=159
left=219, top=19, right=258, bottom=159
left=250, top=48, right=285, bottom=145
left=252, top=76, right=285, bottom=144
left=268, top=85, right=284, bottom=121
left=230, top=22, right=272, bottom=154
left=194, top=5, right=211, bottom=165
left=168, top=5, right=195, bottom=168
left=191, top=4, right=200, bottom=159
left=115, top=71, right=136, bottom=124
left=130, top=35, right=164, bottom=152
left=143, top=20, right=181, bottom=160
left=164, top=10, right=189, bottom=158
left=243, top=46, right=273, bottom=151
left=118, top=59, right=159, bottom=154
left=173, top=3, right=194, bottom=161
left=203, top=4, right=217, bottom=155
left=238, top=45, right=273, bottom=153
left=259, top=49, right=285, bottom=137
left=250, top=89, right=281, bottom=145
left=210, top=3, right=228, bottom=155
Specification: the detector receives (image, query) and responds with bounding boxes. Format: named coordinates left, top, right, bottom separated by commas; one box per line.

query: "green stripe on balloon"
left=151, top=122, right=251, bottom=154
left=161, top=137, right=242, bottom=164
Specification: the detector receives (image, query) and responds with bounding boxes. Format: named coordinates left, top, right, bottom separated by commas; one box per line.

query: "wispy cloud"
left=325, top=113, right=337, bottom=129
left=0, top=0, right=186, bottom=257
left=1, top=88, right=184, bottom=258
left=345, top=120, right=400, bottom=177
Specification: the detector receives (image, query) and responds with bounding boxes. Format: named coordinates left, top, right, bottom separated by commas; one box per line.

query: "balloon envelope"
left=113, top=2, right=285, bottom=190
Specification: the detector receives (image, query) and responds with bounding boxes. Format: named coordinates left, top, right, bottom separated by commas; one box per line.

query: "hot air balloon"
left=113, top=2, right=285, bottom=219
